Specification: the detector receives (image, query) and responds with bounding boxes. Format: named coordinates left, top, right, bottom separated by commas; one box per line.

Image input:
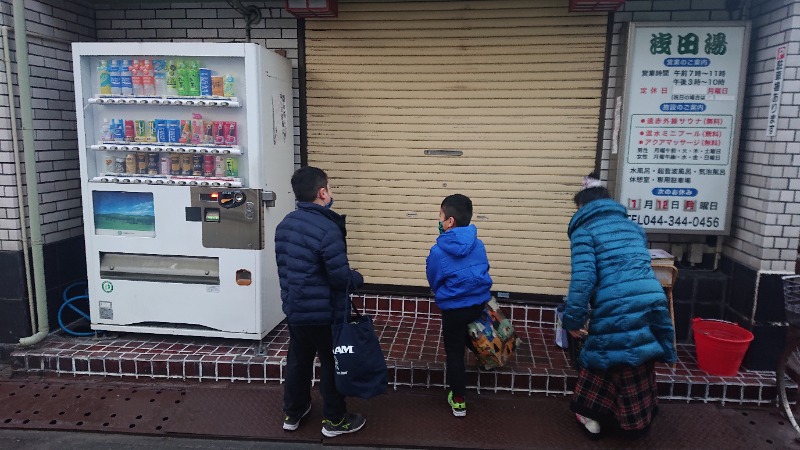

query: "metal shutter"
left=305, top=0, right=608, bottom=295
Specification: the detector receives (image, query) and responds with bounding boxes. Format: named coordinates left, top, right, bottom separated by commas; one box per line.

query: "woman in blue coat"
left=562, top=172, right=676, bottom=439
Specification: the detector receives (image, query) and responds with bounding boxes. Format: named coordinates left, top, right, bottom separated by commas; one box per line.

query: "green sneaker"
left=448, top=391, right=466, bottom=417
left=321, top=412, right=366, bottom=437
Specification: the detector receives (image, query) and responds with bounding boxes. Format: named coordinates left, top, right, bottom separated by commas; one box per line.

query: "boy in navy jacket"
left=426, top=194, right=493, bottom=417
left=275, top=166, right=365, bottom=437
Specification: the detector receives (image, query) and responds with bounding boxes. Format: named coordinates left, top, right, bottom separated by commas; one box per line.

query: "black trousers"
left=441, top=302, right=485, bottom=397
left=284, top=324, right=346, bottom=421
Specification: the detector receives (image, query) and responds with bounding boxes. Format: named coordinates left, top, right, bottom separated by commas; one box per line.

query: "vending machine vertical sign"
left=72, top=42, right=294, bottom=339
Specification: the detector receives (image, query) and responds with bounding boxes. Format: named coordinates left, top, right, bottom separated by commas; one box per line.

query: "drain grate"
left=0, top=381, right=185, bottom=434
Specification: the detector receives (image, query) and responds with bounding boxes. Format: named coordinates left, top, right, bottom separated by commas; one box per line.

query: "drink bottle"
left=109, top=59, right=121, bottom=95
left=120, top=59, right=133, bottom=96
left=97, top=59, right=111, bottom=95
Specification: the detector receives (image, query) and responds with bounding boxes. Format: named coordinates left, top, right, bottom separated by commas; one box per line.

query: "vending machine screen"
left=92, top=191, right=156, bottom=237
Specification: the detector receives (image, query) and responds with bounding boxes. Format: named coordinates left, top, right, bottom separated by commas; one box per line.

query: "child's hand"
left=568, top=329, right=588, bottom=338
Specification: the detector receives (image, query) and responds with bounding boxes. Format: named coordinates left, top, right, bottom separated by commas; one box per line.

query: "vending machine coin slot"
left=217, top=190, right=246, bottom=209
left=190, top=186, right=262, bottom=250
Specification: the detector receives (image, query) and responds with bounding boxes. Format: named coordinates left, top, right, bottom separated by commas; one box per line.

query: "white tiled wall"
left=0, top=0, right=95, bottom=251
left=605, top=0, right=800, bottom=272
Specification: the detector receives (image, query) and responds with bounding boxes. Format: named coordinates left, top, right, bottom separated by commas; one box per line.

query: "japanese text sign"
left=615, top=22, right=750, bottom=234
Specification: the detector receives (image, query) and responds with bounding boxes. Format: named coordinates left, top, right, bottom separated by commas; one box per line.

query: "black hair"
left=441, top=194, right=472, bottom=227
left=291, top=166, right=328, bottom=202
left=573, top=171, right=611, bottom=207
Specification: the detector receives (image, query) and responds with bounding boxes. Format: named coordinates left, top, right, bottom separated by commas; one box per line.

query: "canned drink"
left=103, top=157, right=114, bottom=174
left=147, top=153, right=159, bottom=175
left=125, top=153, right=137, bottom=174
left=213, top=121, right=225, bottom=145
left=179, top=120, right=192, bottom=144
left=214, top=156, right=225, bottom=177
left=203, top=155, right=215, bottom=177
left=124, top=120, right=136, bottom=142
left=160, top=155, right=171, bottom=175
left=225, top=157, right=238, bottom=177
left=147, top=120, right=157, bottom=142
left=224, top=121, right=237, bottom=145
left=134, top=120, right=146, bottom=142
left=114, top=157, right=125, bottom=173
left=167, top=120, right=181, bottom=143
left=136, top=152, right=148, bottom=174
left=191, top=154, right=203, bottom=176
left=211, top=76, right=224, bottom=96
left=179, top=154, right=192, bottom=175
left=204, top=121, right=214, bottom=144
left=199, top=68, right=212, bottom=96
left=170, top=154, right=180, bottom=174
left=155, top=119, right=168, bottom=143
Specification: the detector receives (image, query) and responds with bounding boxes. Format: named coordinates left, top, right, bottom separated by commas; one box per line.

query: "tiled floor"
left=11, top=295, right=780, bottom=406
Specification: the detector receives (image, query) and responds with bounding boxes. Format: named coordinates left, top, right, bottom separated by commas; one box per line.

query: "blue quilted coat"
left=562, top=198, right=677, bottom=370
left=275, top=202, right=364, bottom=326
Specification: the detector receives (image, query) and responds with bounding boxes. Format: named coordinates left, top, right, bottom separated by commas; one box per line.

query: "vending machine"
left=72, top=42, right=294, bottom=339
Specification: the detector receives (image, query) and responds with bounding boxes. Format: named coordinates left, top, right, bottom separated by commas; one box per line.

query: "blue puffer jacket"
left=275, top=202, right=364, bottom=326
left=562, top=198, right=676, bottom=370
left=426, top=224, right=493, bottom=310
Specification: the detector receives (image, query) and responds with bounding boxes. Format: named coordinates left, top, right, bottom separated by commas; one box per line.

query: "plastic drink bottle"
left=97, top=60, right=111, bottom=95
left=100, top=118, right=112, bottom=142
left=120, top=59, right=133, bottom=96
left=131, top=60, right=144, bottom=96
left=153, top=60, right=167, bottom=96
left=176, top=60, right=188, bottom=96
left=165, top=60, right=178, bottom=96
left=223, top=74, right=234, bottom=97
left=109, top=60, right=121, bottom=95
left=141, top=60, right=155, bottom=96
left=188, top=60, right=201, bottom=96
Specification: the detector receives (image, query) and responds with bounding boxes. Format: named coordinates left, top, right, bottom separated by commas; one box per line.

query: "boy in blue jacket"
left=426, top=194, right=493, bottom=417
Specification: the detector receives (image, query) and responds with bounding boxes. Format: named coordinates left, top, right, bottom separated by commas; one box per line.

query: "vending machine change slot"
left=236, top=269, right=252, bottom=286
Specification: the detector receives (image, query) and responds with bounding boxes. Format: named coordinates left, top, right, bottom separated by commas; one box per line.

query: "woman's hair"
left=573, top=171, right=611, bottom=207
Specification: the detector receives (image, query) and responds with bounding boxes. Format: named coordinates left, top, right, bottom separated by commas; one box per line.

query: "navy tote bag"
left=331, top=299, right=387, bottom=399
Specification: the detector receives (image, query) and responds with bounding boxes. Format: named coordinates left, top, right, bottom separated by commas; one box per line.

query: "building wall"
left=605, top=0, right=800, bottom=273
left=732, top=0, right=800, bottom=272
left=0, top=0, right=95, bottom=343
left=92, top=1, right=301, bottom=164
left=0, top=0, right=95, bottom=251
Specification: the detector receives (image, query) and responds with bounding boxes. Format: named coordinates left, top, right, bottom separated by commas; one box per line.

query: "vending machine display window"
left=92, top=191, right=156, bottom=237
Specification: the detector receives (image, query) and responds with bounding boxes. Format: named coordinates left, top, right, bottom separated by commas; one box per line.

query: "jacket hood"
left=568, top=198, right=627, bottom=237
left=436, top=224, right=479, bottom=257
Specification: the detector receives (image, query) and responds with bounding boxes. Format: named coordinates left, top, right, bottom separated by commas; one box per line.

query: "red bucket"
left=692, top=318, right=754, bottom=376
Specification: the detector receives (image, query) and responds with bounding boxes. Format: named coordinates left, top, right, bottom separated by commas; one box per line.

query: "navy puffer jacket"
left=562, top=198, right=676, bottom=370
left=275, top=202, right=364, bottom=325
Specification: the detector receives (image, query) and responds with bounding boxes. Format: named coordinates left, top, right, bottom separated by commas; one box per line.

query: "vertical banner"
left=615, top=22, right=750, bottom=234
left=767, top=45, right=787, bottom=137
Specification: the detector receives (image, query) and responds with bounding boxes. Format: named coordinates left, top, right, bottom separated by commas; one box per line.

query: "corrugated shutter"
left=305, top=0, right=608, bottom=295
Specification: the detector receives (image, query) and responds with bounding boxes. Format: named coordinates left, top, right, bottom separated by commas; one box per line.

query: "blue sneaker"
left=321, top=412, right=366, bottom=437
left=283, top=403, right=311, bottom=431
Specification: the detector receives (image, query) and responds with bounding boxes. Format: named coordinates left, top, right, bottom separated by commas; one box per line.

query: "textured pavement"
left=0, top=373, right=797, bottom=449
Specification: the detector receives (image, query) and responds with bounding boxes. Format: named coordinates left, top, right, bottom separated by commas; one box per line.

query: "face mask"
left=325, top=198, right=334, bottom=209
left=438, top=221, right=445, bottom=234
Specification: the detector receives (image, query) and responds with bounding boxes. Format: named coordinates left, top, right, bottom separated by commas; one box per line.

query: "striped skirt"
left=570, top=360, right=658, bottom=431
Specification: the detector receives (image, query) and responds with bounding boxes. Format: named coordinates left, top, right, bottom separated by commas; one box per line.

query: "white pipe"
left=13, top=0, right=49, bottom=346
left=1, top=26, right=34, bottom=333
